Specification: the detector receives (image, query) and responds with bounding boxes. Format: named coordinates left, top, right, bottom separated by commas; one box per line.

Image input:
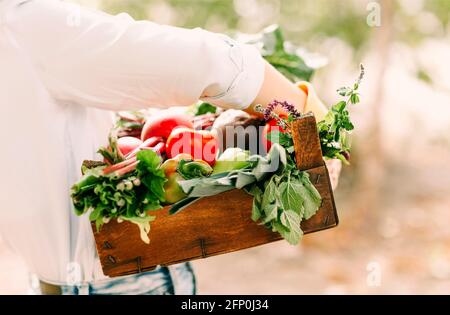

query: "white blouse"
left=0, top=0, right=265, bottom=284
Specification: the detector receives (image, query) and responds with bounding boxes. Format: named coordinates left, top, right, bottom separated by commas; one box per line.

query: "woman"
left=0, top=0, right=340, bottom=295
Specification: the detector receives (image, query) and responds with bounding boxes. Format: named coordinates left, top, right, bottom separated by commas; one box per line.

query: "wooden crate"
left=91, top=114, right=338, bottom=277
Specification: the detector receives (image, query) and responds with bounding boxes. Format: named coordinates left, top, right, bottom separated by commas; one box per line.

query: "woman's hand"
left=325, top=159, right=342, bottom=191
left=246, top=62, right=307, bottom=116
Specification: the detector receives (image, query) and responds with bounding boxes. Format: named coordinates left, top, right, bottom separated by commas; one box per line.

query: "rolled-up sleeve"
left=3, top=0, right=265, bottom=111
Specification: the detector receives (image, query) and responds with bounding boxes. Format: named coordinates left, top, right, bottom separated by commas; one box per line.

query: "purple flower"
left=263, top=100, right=302, bottom=121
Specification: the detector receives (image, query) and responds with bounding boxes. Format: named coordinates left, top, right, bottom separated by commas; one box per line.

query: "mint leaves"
left=317, top=64, right=365, bottom=163
left=249, top=165, right=321, bottom=245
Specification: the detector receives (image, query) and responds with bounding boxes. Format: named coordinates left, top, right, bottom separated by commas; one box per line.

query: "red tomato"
left=141, top=111, right=193, bottom=141
left=166, top=127, right=217, bottom=166
left=262, top=118, right=288, bottom=152
left=117, top=136, right=143, bottom=156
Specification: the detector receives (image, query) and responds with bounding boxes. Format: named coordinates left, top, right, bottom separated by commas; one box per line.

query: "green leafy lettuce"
left=70, top=150, right=166, bottom=244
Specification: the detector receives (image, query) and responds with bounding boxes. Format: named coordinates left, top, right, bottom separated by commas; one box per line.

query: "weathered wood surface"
left=92, top=113, right=339, bottom=278
left=291, top=113, right=324, bottom=171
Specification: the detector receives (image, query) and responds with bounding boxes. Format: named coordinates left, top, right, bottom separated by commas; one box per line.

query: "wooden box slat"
left=91, top=113, right=339, bottom=278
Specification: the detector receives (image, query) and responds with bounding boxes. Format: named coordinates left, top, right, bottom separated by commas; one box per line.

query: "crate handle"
left=291, top=113, right=324, bottom=171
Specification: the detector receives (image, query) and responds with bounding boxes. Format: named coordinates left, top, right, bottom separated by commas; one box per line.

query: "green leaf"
left=193, top=102, right=217, bottom=116
left=279, top=209, right=298, bottom=228
left=142, top=199, right=162, bottom=212
left=89, top=204, right=103, bottom=221
left=298, top=173, right=322, bottom=220
left=350, top=93, right=360, bottom=104
left=279, top=224, right=303, bottom=245
left=279, top=180, right=304, bottom=216
left=136, top=150, right=161, bottom=171
left=150, top=176, right=166, bottom=202
left=271, top=221, right=289, bottom=234
left=249, top=185, right=263, bottom=222
left=266, top=131, right=293, bottom=149
left=317, top=65, right=365, bottom=161
left=97, top=147, right=116, bottom=165
left=337, top=87, right=350, bottom=96
left=178, top=159, right=213, bottom=179
left=280, top=209, right=301, bottom=231
left=261, top=178, right=277, bottom=210
left=334, top=101, right=347, bottom=112
left=105, top=128, right=123, bottom=164
left=262, top=203, right=278, bottom=223
left=70, top=174, right=102, bottom=195
left=136, top=150, right=166, bottom=204
left=95, top=216, right=104, bottom=232
left=252, top=201, right=262, bottom=222
left=254, top=25, right=316, bottom=82
left=273, top=217, right=303, bottom=245
left=266, top=130, right=280, bottom=145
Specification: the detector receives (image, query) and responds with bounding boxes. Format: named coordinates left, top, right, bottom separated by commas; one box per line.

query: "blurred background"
left=1, top=0, right=450, bottom=294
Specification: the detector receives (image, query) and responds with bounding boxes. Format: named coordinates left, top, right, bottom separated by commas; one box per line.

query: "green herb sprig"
left=317, top=64, right=365, bottom=163
left=259, top=64, right=365, bottom=164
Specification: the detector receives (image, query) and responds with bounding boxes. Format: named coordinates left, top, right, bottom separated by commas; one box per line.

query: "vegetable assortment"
left=71, top=109, right=222, bottom=243
left=70, top=66, right=364, bottom=245
left=70, top=25, right=364, bottom=245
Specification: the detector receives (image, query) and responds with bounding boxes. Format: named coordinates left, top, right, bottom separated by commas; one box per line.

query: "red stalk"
left=103, top=157, right=137, bottom=175
left=124, top=136, right=163, bottom=159
left=113, top=161, right=139, bottom=177
left=153, top=142, right=165, bottom=155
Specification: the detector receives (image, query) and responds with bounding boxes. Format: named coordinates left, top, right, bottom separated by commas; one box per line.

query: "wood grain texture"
left=291, top=113, right=324, bottom=171
left=93, top=165, right=338, bottom=277
left=91, top=114, right=339, bottom=278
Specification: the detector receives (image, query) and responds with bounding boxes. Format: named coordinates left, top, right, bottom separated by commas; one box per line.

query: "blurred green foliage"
left=98, top=0, right=449, bottom=85
left=426, top=0, right=450, bottom=27
left=100, top=0, right=448, bottom=48
left=100, top=0, right=372, bottom=51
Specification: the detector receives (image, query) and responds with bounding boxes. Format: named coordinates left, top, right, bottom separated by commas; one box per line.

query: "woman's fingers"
left=325, top=159, right=342, bottom=191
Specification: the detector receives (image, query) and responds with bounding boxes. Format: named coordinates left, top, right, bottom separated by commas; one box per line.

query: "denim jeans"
left=35, top=263, right=196, bottom=295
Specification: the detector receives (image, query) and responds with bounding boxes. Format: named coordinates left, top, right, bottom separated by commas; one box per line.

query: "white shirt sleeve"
left=2, top=0, right=265, bottom=111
